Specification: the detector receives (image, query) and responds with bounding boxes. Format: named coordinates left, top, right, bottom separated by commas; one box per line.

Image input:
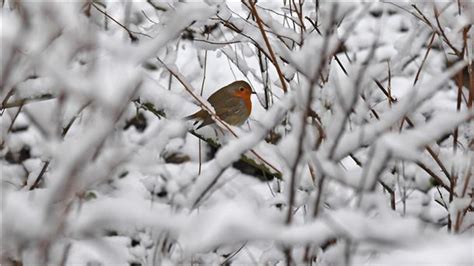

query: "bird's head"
left=229, top=80, right=254, bottom=100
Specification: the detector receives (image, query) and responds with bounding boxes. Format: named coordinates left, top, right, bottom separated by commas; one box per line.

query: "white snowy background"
left=1, top=0, right=473, bottom=265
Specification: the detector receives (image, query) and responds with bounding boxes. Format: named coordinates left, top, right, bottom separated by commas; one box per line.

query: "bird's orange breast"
left=234, top=91, right=252, bottom=113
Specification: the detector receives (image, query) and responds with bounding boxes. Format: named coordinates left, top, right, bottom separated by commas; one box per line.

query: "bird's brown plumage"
left=185, top=80, right=253, bottom=129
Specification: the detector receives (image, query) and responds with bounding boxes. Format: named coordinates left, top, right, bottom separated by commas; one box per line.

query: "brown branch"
left=416, top=161, right=452, bottom=193
left=433, top=5, right=462, bottom=57
left=413, top=32, right=436, bottom=85
left=1, top=93, right=55, bottom=109
left=247, top=0, right=288, bottom=93
left=30, top=161, right=51, bottom=190
left=146, top=0, right=168, bottom=12
left=454, top=164, right=473, bottom=232
left=1, top=88, right=15, bottom=109
left=6, top=103, right=24, bottom=133
left=90, top=2, right=152, bottom=41
left=411, top=4, right=434, bottom=27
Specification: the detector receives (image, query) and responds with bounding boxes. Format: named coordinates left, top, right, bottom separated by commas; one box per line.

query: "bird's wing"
left=215, top=98, right=250, bottom=125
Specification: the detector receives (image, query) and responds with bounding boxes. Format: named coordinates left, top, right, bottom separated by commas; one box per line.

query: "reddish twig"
left=247, top=0, right=288, bottom=93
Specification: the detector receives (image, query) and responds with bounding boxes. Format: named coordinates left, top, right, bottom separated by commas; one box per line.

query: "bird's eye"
left=239, top=87, right=245, bottom=92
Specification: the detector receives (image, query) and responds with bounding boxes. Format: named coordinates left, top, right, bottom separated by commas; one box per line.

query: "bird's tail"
left=184, top=112, right=199, bottom=121
left=184, top=110, right=212, bottom=129
left=184, top=109, right=206, bottom=120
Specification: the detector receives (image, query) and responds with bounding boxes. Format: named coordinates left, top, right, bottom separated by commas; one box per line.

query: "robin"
left=185, top=80, right=254, bottom=129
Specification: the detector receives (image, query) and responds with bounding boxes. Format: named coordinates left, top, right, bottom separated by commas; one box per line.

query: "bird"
left=185, top=80, right=254, bottom=129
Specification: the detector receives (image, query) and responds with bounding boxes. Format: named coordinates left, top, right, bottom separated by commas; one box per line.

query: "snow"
left=368, top=235, right=473, bottom=266
left=1, top=1, right=472, bottom=265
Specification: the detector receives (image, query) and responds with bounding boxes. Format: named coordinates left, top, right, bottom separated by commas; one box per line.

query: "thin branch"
left=433, top=5, right=462, bottom=57
left=413, top=32, right=436, bottom=85
left=29, top=101, right=91, bottom=190
left=286, top=22, right=331, bottom=225
left=220, top=242, right=248, bottom=265
left=6, top=103, right=24, bottom=133
left=1, top=93, right=55, bottom=109
left=91, top=2, right=152, bottom=41
left=247, top=0, right=288, bottom=93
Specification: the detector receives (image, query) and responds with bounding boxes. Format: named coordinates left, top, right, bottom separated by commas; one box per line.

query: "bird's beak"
left=251, top=91, right=257, bottom=94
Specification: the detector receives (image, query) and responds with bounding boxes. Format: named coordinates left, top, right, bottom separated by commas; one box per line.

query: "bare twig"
left=286, top=20, right=331, bottom=225
left=29, top=101, right=91, bottom=190
left=247, top=0, right=288, bottom=93
left=433, top=5, right=462, bottom=57
left=1, top=93, right=55, bottom=109
left=198, top=37, right=209, bottom=175
left=6, top=103, right=24, bottom=133
left=413, top=32, right=436, bottom=85
left=90, top=2, right=152, bottom=41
